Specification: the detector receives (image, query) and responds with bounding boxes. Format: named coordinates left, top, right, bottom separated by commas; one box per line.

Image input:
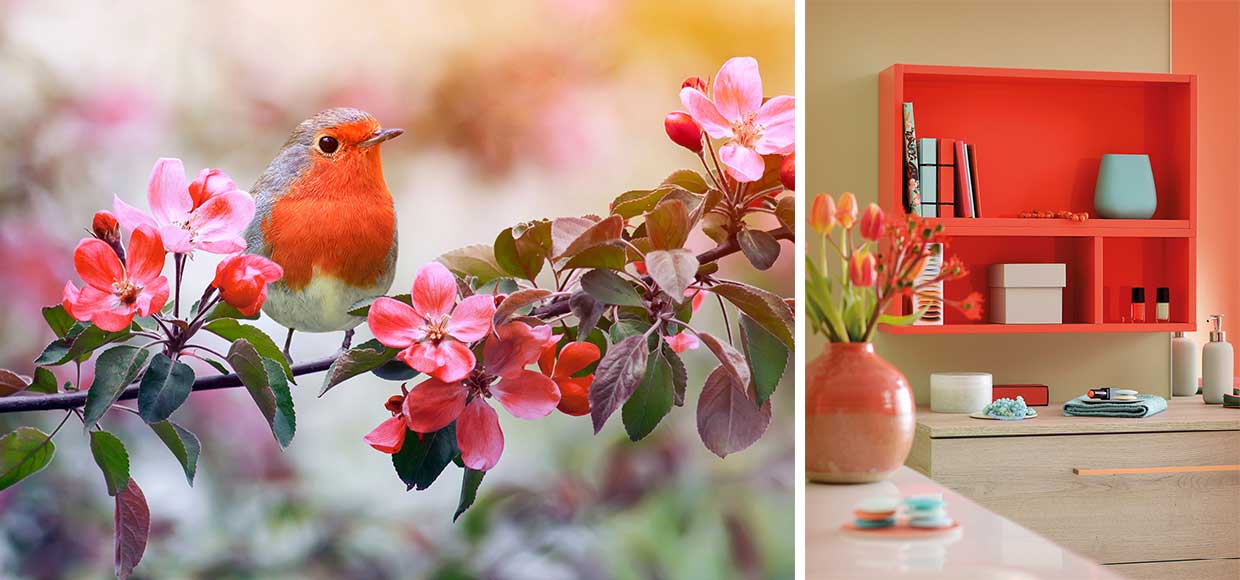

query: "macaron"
left=904, top=507, right=947, bottom=521
left=853, top=517, right=896, bottom=529
left=856, top=497, right=901, bottom=514
left=908, top=516, right=954, bottom=529
left=904, top=495, right=944, bottom=511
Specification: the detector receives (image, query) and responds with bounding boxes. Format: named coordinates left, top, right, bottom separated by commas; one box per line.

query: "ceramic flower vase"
left=806, top=342, right=915, bottom=483
left=1094, top=153, right=1157, bottom=219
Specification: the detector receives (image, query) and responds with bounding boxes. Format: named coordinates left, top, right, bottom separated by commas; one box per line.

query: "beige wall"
left=806, top=0, right=1173, bottom=403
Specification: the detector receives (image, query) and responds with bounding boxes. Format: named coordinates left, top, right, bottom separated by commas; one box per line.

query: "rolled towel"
left=1063, top=394, right=1167, bottom=418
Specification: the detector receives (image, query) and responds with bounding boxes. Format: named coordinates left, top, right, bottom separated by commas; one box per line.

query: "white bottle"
left=1202, top=315, right=1234, bottom=405
left=1171, top=331, right=1198, bottom=396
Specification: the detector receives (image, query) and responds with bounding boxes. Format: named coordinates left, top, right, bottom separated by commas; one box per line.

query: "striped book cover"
left=919, top=137, right=937, bottom=218
left=903, top=103, right=922, bottom=215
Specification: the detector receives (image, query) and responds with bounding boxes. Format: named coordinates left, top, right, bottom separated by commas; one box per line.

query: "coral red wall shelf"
left=878, top=64, right=1197, bottom=335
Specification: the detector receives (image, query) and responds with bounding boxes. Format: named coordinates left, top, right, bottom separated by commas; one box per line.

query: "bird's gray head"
left=252, top=108, right=403, bottom=200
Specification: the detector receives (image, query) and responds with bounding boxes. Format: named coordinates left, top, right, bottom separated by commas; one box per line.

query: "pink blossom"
left=368, top=262, right=496, bottom=382
left=680, top=57, right=795, bottom=182
left=113, top=158, right=255, bottom=255
left=402, top=321, right=560, bottom=470
left=62, top=225, right=169, bottom=332
left=665, top=332, right=700, bottom=353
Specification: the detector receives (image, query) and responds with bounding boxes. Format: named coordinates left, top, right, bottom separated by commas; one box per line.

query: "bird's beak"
left=359, top=128, right=404, bottom=148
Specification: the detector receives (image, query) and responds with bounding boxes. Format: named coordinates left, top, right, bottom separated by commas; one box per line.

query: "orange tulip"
left=859, top=203, right=886, bottom=241
left=810, top=194, right=836, bottom=234
left=836, top=192, right=858, bottom=229
left=848, top=251, right=877, bottom=287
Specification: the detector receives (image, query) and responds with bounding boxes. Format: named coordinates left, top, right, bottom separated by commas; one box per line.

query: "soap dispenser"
left=1202, top=315, right=1234, bottom=404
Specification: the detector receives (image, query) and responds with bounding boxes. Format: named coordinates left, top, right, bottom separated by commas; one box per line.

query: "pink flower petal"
left=491, top=369, right=560, bottom=419
left=67, top=284, right=117, bottom=320
left=754, top=95, right=796, bottom=155
left=483, top=322, right=552, bottom=378
left=368, top=297, right=423, bottom=349
left=112, top=196, right=159, bottom=230
left=411, top=262, right=458, bottom=319
left=402, top=378, right=467, bottom=434
left=91, top=308, right=136, bottom=332
left=712, top=57, right=763, bottom=123
left=430, top=340, right=477, bottom=382
left=61, top=282, right=82, bottom=318
left=147, top=158, right=191, bottom=226
left=446, top=294, right=495, bottom=343
left=157, top=224, right=195, bottom=254
left=189, top=168, right=239, bottom=209
left=680, top=88, right=734, bottom=140
left=73, top=238, right=124, bottom=290
left=665, top=332, right=700, bottom=353
left=718, top=143, right=767, bottom=182
left=364, top=416, right=408, bottom=454
left=137, top=276, right=170, bottom=317
left=125, top=226, right=166, bottom=284
left=196, top=238, right=247, bottom=254
left=457, top=398, right=503, bottom=471
left=190, top=190, right=256, bottom=251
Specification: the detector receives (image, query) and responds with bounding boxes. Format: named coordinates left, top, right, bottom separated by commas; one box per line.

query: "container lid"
left=930, top=372, right=993, bottom=388
left=988, top=264, right=1067, bottom=288
left=1132, top=287, right=1145, bottom=303
left=1156, top=287, right=1170, bottom=302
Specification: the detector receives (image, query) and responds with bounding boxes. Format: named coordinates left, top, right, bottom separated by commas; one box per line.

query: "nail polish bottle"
left=1130, top=288, right=1146, bottom=323
left=1155, top=287, right=1170, bottom=322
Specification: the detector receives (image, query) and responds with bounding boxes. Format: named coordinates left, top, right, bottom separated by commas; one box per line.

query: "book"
left=919, top=138, right=938, bottom=218
left=902, top=103, right=921, bottom=215
left=938, top=138, right=956, bottom=215
left=955, top=141, right=975, bottom=218
left=967, top=143, right=982, bottom=218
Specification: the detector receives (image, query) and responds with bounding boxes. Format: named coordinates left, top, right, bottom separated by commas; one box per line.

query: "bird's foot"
left=283, top=328, right=295, bottom=365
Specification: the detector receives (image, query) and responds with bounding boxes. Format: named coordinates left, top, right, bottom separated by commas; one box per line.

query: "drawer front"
left=1108, top=559, right=1240, bottom=580
left=928, top=430, right=1240, bottom=564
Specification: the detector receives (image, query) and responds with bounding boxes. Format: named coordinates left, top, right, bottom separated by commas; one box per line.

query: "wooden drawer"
left=1108, top=558, right=1240, bottom=580
left=919, top=430, right=1240, bottom=564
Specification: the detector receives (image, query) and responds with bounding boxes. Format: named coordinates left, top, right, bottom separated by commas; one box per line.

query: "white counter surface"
left=807, top=467, right=1127, bottom=580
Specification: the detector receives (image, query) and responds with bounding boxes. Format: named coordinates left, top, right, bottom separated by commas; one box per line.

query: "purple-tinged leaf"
left=556, top=214, right=624, bottom=259
left=569, top=291, right=605, bottom=340
left=775, top=196, right=795, bottom=235
left=710, top=281, right=794, bottom=348
left=737, top=229, right=781, bottom=271
left=645, top=249, right=698, bottom=300
left=581, top=269, right=644, bottom=307
left=697, top=332, right=751, bottom=386
left=0, top=370, right=27, bottom=397
left=645, top=199, right=691, bottom=251
left=589, top=335, right=649, bottom=433
left=493, top=288, right=552, bottom=328
left=660, top=169, right=709, bottom=194
left=114, top=478, right=149, bottom=579
left=696, top=366, right=771, bottom=458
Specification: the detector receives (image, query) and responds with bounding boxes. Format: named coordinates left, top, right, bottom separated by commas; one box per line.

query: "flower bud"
left=848, top=251, right=877, bottom=288
left=836, top=192, right=858, bottom=229
left=681, top=76, right=707, bottom=93
left=91, top=210, right=126, bottom=263
left=809, top=194, right=836, bottom=234
left=212, top=254, right=284, bottom=316
left=664, top=111, right=704, bottom=154
left=384, top=394, right=405, bottom=414
left=780, top=153, right=795, bottom=191
left=859, top=203, right=886, bottom=241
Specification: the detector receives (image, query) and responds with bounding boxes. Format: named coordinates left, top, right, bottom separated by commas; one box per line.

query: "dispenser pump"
left=1207, top=314, right=1226, bottom=342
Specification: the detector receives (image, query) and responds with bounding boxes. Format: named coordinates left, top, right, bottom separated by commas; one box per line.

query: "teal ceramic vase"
left=1094, top=154, right=1157, bottom=219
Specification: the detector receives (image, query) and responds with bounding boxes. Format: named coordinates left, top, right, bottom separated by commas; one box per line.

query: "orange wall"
left=1173, top=0, right=1240, bottom=374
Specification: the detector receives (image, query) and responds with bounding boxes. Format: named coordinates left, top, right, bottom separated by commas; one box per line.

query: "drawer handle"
left=1073, top=465, right=1240, bottom=476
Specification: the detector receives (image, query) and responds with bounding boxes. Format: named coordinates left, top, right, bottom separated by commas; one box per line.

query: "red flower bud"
left=92, top=211, right=120, bottom=243
left=780, top=153, right=795, bottom=191
left=384, top=394, right=405, bottom=414
left=212, top=254, right=284, bottom=317
left=859, top=203, right=886, bottom=242
left=681, top=76, right=707, bottom=93
left=664, top=111, right=703, bottom=154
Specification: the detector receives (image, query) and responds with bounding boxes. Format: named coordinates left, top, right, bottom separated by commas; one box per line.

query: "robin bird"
left=244, top=108, right=402, bottom=360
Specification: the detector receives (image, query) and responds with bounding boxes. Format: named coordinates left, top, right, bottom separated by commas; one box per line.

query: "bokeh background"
left=0, top=0, right=794, bottom=578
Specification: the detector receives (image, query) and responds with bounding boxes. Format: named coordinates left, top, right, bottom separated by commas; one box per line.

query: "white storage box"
left=930, top=372, right=993, bottom=413
left=988, top=263, right=1066, bottom=324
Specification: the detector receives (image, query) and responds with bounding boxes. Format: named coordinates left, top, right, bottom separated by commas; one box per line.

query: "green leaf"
left=492, top=288, right=552, bottom=328
left=775, top=196, right=795, bottom=235
left=149, top=420, right=200, bottom=486
left=393, top=424, right=458, bottom=491
left=581, top=269, right=644, bottom=307
left=438, top=244, right=505, bottom=284
left=621, top=347, right=674, bottom=441
left=739, top=315, right=787, bottom=406
left=454, top=468, right=486, bottom=522
left=563, top=245, right=627, bottom=270
left=710, top=281, right=794, bottom=348
left=878, top=306, right=930, bottom=327
left=35, top=324, right=129, bottom=366
left=137, top=354, right=196, bottom=423
left=320, top=339, right=400, bottom=397
left=42, top=305, right=76, bottom=338
left=645, top=249, right=698, bottom=300
left=349, top=293, right=412, bottom=317
left=264, top=358, right=296, bottom=448
left=494, top=227, right=546, bottom=281
left=661, top=169, right=709, bottom=194
left=225, top=340, right=281, bottom=444
left=203, top=319, right=294, bottom=382
left=737, top=229, right=781, bottom=271
left=203, top=301, right=259, bottom=322
left=663, top=343, right=688, bottom=406
left=0, top=427, right=55, bottom=491
left=200, top=357, right=230, bottom=376
left=588, top=334, right=649, bottom=433
left=610, top=189, right=668, bottom=219
left=645, top=199, right=691, bottom=250
left=28, top=368, right=58, bottom=394
left=372, top=359, right=419, bottom=381
left=83, top=346, right=151, bottom=429
left=89, top=430, right=130, bottom=496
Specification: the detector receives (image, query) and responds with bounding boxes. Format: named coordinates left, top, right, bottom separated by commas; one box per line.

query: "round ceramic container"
left=930, top=372, right=993, bottom=413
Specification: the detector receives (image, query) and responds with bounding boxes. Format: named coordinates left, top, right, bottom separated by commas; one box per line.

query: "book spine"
left=967, top=143, right=982, bottom=218
left=938, top=138, right=956, bottom=215
left=956, top=141, right=975, bottom=218
left=919, top=138, right=937, bottom=218
left=903, top=103, right=921, bottom=215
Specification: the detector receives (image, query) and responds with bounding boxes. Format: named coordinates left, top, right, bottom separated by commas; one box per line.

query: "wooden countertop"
left=917, top=396, right=1240, bottom=438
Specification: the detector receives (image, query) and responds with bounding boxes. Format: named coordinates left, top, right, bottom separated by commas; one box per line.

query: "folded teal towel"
left=1063, top=394, right=1167, bottom=418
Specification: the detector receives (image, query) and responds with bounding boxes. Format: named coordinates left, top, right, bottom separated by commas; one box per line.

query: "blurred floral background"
left=0, top=0, right=794, bottom=577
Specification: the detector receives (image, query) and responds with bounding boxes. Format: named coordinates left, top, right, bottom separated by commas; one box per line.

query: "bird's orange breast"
left=262, top=150, right=395, bottom=291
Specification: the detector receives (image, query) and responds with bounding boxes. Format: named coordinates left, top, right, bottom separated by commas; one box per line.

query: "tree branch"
left=0, top=226, right=793, bottom=416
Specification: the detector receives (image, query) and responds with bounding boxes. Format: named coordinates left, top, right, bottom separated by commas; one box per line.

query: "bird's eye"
left=317, top=136, right=339, bottom=154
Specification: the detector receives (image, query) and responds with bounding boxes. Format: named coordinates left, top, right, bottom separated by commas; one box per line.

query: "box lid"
left=988, top=263, right=1066, bottom=288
